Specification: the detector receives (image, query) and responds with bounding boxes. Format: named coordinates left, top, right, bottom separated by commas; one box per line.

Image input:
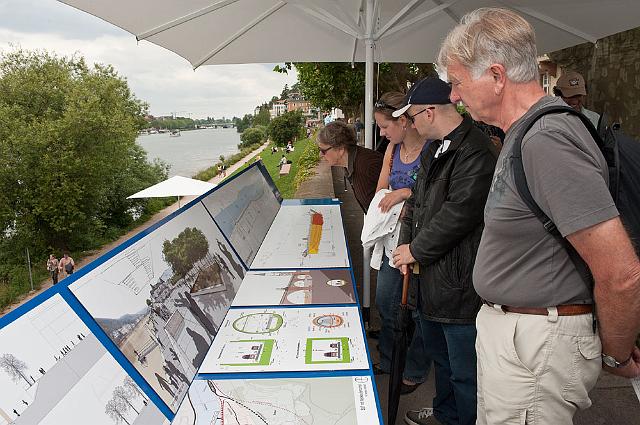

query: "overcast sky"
left=0, top=0, right=299, bottom=119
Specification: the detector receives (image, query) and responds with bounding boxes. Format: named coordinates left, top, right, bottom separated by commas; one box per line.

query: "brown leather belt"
left=483, top=301, right=593, bottom=316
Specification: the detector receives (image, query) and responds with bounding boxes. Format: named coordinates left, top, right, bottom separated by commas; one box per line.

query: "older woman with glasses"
left=316, top=120, right=383, bottom=212
left=371, top=91, right=432, bottom=393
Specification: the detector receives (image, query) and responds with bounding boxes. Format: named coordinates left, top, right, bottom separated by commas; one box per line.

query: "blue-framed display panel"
left=0, top=161, right=383, bottom=424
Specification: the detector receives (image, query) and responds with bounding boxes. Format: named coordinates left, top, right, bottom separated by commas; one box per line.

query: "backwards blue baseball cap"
left=392, top=77, right=452, bottom=117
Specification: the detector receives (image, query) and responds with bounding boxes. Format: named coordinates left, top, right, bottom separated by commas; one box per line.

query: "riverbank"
left=0, top=141, right=269, bottom=316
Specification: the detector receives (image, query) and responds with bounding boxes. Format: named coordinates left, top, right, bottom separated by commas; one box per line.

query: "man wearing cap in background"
left=392, top=77, right=497, bottom=425
left=554, top=70, right=601, bottom=128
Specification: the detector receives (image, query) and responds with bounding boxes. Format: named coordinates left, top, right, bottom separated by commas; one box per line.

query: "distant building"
left=270, top=101, right=287, bottom=119
left=538, top=55, right=560, bottom=96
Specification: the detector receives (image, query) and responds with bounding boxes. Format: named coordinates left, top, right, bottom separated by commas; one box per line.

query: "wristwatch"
left=601, top=352, right=632, bottom=368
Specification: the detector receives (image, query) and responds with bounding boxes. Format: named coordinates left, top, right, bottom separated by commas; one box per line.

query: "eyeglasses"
left=318, top=146, right=334, bottom=155
left=408, top=106, right=435, bottom=122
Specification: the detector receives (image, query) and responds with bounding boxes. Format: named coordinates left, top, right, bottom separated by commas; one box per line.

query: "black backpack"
left=512, top=105, right=640, bottom=331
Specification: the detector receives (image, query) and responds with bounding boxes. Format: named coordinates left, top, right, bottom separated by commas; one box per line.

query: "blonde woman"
left=372, top=91, right=432, bottom=393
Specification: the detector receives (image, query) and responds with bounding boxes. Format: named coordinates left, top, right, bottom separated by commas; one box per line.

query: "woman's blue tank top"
left=388, top=142, right=430, bottom=190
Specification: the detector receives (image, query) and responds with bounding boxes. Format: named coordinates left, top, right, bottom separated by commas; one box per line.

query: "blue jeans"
left=375, top=255, right=431, bottom=383
left=416, top=315, right=477, bottom=425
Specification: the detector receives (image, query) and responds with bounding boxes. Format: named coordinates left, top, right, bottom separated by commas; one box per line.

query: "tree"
left=234, top=114, right=252, bottom=133
left=239, top=127, right=266, bottom=148
left=113, top=385, right=139, bottom=415
left=274, top=62, right=436, bottom=119
left=162, top=227, right=209, bottom=278
left=280, top=83, right=290, bottom=100
left=267, top=110, right=304, bottom=146
left=105, top=398, right=131, bottom=425
left=123, top=376, right=148, bottom=405
left=252, top=106, right=271, bottom=127
left=0, top=353, right=32, bottom=386
left=0, top=49, right=168, bottom=253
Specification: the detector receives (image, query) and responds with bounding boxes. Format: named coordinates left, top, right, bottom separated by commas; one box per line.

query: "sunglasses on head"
left=374, top=100, right=397, bottom=111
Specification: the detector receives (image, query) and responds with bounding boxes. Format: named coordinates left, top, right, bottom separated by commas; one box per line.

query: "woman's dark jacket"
left=398, top=115, right=498, bottom=323
left=346, top=145, right=383, bottom=212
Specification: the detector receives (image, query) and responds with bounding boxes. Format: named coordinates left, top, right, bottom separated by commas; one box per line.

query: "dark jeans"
left=375, top=255, right=431, bottom=383
left=50, top=269, right=58, bottom=285
left=417, top=315, right=477, bottom=425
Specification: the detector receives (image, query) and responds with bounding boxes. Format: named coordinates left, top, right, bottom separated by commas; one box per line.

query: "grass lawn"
left=229, top=137, right=319, bottom=198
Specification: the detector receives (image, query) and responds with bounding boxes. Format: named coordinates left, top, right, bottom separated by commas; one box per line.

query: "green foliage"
left=162, top=227, right=209, bottom=279
left=252, top=106, right=271, bottom=127
left=232, top=137, right=318, bottom=198
left=147, top=117, right=195, bottom=130
left=280, top=84, right=290, bottom=100
left=267, top=110, right=304, bottom=146
left=239, top=127, right=266, bottom=148
left=234, top=114, right=252, bottom=133
left=193, top=142, right=264, bottom=182
left=293, top=142, right=320, bottom=190
left=275, top=62, right=436, bottom=119
left=0, top=49, right=168, bottom=307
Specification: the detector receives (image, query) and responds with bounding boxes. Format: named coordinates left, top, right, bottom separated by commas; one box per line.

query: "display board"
left=201, top=165, right=281, bottom=268
left=0, top=163, right=381, bottom=424
left=198, top=306, right=368, bottom=373
left=70, top=203, right=245, bottom=411
left=0, top=294, right=164, bottom=425
left=231, top=268, right=356, bottom=306
left=252, top=204, right=350, bottom=269
left=172, top=375, right=380, bottom=425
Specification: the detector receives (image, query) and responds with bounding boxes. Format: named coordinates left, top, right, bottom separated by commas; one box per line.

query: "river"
left=136, top=128, right=242, bottom=177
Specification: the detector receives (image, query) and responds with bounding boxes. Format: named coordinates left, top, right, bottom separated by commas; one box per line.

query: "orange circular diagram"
left=312, top=314, right=344, bottom=328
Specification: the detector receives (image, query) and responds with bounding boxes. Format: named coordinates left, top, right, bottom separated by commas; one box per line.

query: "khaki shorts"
left=476, top=304, right=601, bottom=425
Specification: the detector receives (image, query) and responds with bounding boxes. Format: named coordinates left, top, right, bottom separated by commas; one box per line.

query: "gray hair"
left=317, top=121, right=357, bottom=147
left=437, top=8, right=539, bottom=83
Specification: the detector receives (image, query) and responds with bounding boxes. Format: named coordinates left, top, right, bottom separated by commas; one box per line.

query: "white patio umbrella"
left=59, top=0, right=640, bottom=327
left=58, top=0, right=640, bottom=152
left=128, top=175, right=216, bottom=206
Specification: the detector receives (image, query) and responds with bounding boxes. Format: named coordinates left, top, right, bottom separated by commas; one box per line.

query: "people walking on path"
left=46, top=254, right=59, bottom=285
left=58, top=253, right=75, bottom=279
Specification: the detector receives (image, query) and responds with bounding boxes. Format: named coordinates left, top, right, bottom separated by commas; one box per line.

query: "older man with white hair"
left=437, top=7, right=640, bottom=425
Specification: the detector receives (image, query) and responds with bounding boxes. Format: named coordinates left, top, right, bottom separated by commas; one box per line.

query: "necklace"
left=401, top=143, right=421, bottom=162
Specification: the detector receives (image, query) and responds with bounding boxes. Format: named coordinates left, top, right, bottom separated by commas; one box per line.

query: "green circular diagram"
left=232, top=313, right=284, bottom=334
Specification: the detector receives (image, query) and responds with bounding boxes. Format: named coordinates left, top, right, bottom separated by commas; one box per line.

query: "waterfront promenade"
left=1, top=141, right=269, bottom=316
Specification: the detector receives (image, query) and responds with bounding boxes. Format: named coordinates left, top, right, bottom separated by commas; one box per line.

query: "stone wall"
left=549, top=27, right=640, bottom=138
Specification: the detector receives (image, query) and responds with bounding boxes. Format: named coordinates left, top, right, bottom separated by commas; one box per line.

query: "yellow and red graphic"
left=308, top=212, right=324, bottom=254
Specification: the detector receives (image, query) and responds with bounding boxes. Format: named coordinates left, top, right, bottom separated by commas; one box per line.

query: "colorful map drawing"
left=231, top=269, right=355, bottom=307
left=171, top=376, right=381, bottom=425
left=199, top=306, right=368, bottom=373
left=252, top=205, right=349, bottom=269
left=201, top=165, right=281, bottom=267
left=306, top=211, right=323, bottom=255
left=218, top=340, right=275, bottom=367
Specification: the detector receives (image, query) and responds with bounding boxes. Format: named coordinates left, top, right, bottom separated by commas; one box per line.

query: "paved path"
left=1, top=142, right=269, bottom=316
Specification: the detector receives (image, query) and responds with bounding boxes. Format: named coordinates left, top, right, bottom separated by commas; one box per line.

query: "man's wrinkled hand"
left=393, top=244, right=415, bottom=271
left=605, top=346, right=640, bottom=378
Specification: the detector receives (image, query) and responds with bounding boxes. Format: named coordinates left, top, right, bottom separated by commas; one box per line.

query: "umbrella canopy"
left=127, top=175, right=215, bottom=199
left=59, top=0, right=640, bottom=66
left=58, top=0, right=640, bottom=151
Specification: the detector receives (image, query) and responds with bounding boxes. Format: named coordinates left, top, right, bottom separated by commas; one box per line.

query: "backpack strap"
left=512, top=105, right=603, bottom=332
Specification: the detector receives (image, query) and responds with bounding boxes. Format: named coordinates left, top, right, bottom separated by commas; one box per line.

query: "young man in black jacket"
left=391, top=77, right=497, bottom=425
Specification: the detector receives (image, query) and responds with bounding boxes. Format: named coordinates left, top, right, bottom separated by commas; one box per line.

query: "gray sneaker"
left=404, top=408, right=440, bottom=425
